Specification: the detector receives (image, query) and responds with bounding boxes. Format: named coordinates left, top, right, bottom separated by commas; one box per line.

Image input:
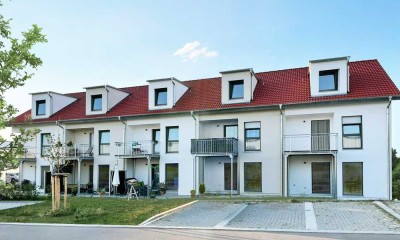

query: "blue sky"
left=2, top=0, right=400, bottom=149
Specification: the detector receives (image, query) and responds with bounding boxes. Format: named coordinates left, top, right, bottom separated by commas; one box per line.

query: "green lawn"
left=0, top=197, right=192, bottom=225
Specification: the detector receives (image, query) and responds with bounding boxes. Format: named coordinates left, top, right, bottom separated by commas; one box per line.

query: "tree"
left=393, top=148, right=400, bottom=170
left=0, top=1, right=47, bottom=173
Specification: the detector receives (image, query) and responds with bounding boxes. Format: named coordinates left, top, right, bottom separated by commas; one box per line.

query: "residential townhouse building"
left=10, top=57, right=400, bottom=200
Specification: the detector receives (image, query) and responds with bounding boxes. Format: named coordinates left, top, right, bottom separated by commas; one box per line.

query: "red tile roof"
left=11, top=59, right=400, bottom=125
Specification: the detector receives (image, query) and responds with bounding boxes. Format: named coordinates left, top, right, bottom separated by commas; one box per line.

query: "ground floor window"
left=166, top=163, right=178, bottom=190
left=343, top=162, right=363, bottom=196
left=244, top=162, right=262, bottom=192
left=98, top=165, right=109, bottom=191
left=312, top=162, right=331, bottom=194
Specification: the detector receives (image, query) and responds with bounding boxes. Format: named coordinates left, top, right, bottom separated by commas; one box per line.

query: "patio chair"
left=80, top=146, right=93, bottom=158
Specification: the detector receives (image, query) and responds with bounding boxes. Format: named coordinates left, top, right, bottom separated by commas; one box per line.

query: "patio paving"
left=147, top=201, right=400, bottom=232
left=0, top=201, right=41, bottom=210
left=226, top=202, right=306, bottom=230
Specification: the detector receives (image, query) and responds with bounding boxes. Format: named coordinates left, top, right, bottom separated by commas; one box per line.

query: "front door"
left=151, top=164, right=160, bottom=189
left=224, top=163, right=237, bottom=190
left=311, top=120, right=330, bottom=151
left=312, top=162, right=331, bottom=194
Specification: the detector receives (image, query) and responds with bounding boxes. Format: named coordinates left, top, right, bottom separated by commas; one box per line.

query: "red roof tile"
left=11, top=60, right=400, bottom=125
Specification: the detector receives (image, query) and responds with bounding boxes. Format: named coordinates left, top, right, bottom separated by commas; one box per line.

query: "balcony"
left=191, top=138, right=238, bottom=156
left=63, top=144, right=94, bottom=159
left=115, top=140, right=160, bottom=158
left=284, top=133, right=338, bottom=153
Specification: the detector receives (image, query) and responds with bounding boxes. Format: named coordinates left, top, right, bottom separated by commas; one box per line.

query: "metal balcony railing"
left=64, top=144, right=94, bottom=158
left=191, top=138, right=238, bottom=155
left=115, top=140, right=159, bottom=156
left=22, top=147, right=37, bottom=158
left=284, top=133, right=338, bottom=153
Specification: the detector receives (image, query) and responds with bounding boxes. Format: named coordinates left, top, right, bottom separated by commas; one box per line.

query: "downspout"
left=55, top=121, right=65, bottom=143
left=387, top=96, right=392, bottom=200
left=105, top=86, right=109, bottom=112
left=279, top=104, right=284, bottom=196
left=47, top=92, right=53, bottom=115
left=172, top=81, right=176, bottom=106
left=118, top=116, right=127, bottom=150
left=191, top=111, right=197, bottom=193
left=118, top=116, right=127, bottom=169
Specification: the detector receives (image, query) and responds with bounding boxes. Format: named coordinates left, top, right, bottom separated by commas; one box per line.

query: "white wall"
left=199, top=119, right=238, bottom=138
left=21, top=161, right=36, bottom=183
left=285, top=101, right=390, bottom=199
left=147, top=79, right=188, bottom=110
left=288, top=155, right=332, bottom=196
left=309, top=58, right=349, bottom=97
left=204, top=156, right=234, bottom=192
left=221, top=70, right=256, bottom=104
left=199, top=110, right=282, bottom=195
left=31, top=92, right=76, bottom=119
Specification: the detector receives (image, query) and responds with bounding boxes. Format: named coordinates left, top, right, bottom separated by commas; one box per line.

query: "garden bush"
left=0, top=179, right=38, bottom=200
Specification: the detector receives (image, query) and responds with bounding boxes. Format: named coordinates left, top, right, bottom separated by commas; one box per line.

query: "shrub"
left=199, top=183, right=206, bottom=194
left=0, top=179, right=38, bottom=200
left=393, top=164, right=400, bottom=199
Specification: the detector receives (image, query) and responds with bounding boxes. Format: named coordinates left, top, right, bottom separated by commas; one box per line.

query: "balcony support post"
left=229, top=153, right=234, bottom=196
left=146, top=155, right=151, bottom=198
left=77, top=158, right=81, bottom=195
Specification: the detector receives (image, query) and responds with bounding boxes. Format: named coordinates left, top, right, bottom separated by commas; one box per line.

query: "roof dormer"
left=147, top=77, right=188, bottom=110
left=220, top=68, right=257, bottom=104
left=84, top=85, right=129, bottom=115
left=30, top=91, right=77, bottom=119
left=309, top=56, right=350, bottom=97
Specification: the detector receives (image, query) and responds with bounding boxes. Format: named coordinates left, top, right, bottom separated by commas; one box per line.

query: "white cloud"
left=174, top=41, right=218, bottom=61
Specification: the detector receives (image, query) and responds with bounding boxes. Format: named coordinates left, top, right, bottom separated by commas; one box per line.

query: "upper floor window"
left=166, top=126, right=179, bottom=153
left=91, top=94, right=102, bottom=111
left=36, top=100, right=46, bottom=116
left=155, top=88, right=168, bottom=106
left=224, top=125, right=238, bottom=138
left=41, top=133, right=51, bottom=157
left=245, top=122, right=261, bottom=151
left=342, top=116, right=362, bottom=149
left=99, top=130, right=110, bottom=155
left=319, top=69, right=338, bottom=92
left=229, top=80, right=244, bottom=99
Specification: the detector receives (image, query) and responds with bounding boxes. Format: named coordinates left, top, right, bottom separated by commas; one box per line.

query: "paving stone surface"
left=385, top=201, right=400, bottom=215
left=149, top=201, right=245, bottom=227
left=313, top=202, right=400, bottom=231
left=226, top=203, right=306, bottom=230
left=0, top=201, right=41, bottom=210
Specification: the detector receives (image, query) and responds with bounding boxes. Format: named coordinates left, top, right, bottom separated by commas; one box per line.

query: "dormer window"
left=155, top=88, right=167, bottom=106
left=91, top=94, right=102, bottom=111
left=36, top=100, right=46, bottom=116
left=229, top=80, right=244, bottom=99
left=319, top=69, right=338, bottom=92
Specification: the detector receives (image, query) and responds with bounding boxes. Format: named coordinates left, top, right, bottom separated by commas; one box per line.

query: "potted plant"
left=87, top=182, right=93, bottom=194
left=190, top=189, right=196, bottom=198
left=97, top=188, right=106, bottom=197
left=159, top=182, right=166, bottom=195
left=199, top=183, right=206, bottom=195
left=149, top=191, right=156, bottom=198
left=66, top=140, right=74, bottom=147
left=71, top=185, right=78, bottom=196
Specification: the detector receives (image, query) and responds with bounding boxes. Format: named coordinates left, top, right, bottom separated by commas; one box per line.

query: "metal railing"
left=63, top=144, right=94, bottom=158
left=284, top=133, right=338, bottom=152
left=191, top=138, right=238, bottom=155
left=22, top=147, right=37, bottom=159
left=115, top=140, right=159, bottom=156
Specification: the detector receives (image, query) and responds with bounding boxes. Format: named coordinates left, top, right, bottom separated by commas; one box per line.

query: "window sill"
left=342, top=148, right=363, bottom=150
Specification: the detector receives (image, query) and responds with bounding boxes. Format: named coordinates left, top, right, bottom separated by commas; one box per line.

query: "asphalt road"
left=1, top=225, right=399, bottom=240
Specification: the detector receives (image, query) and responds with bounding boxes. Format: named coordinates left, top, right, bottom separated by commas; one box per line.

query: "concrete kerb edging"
left=1, top=223, right=400, bottom=235
left=139, top=200, right=198, bottom=226
left=374, top=201, right=400, bottom=221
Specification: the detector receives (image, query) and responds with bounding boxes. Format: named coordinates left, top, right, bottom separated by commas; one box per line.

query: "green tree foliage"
left=393, top=148, right=400, bottom=199
left=0, top=1, right=47, bottom=173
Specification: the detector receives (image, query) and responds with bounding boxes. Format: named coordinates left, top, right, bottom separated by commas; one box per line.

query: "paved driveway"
left=0, top=201, right=41, bottom=210
left=146, top=201, right=400, bottom=232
